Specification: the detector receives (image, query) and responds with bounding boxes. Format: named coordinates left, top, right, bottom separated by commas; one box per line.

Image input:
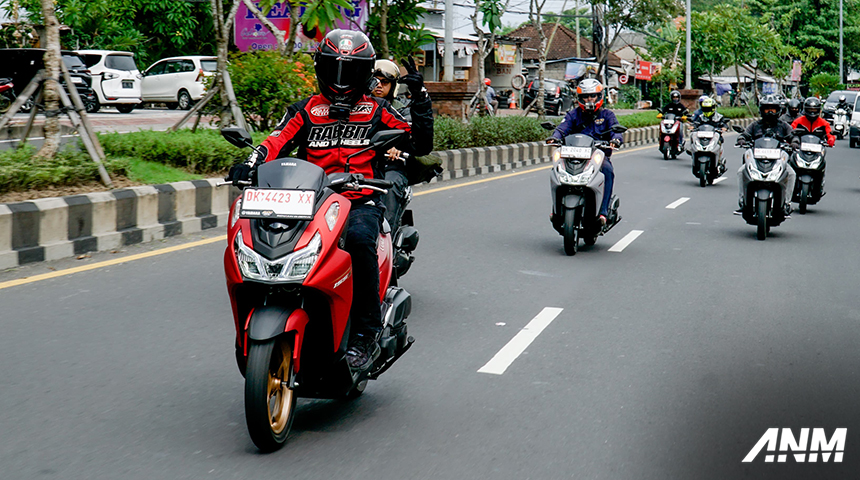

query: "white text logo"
left=742, top=428, right=846, bottom=463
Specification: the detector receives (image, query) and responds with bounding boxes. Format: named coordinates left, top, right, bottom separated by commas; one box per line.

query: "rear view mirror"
left=611, top=124, right=628, bottom=134
left=541, top=121, right=556, bottom=130
left=371, top=129, right=406, bottom=152
left=732, top=125, right=744, bottom=134
left=221, top=127, right=254, bottom=149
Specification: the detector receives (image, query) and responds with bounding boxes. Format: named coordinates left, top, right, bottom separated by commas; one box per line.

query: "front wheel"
left=662, top=147, right=669, bottom=160
left=563, top=208, right=578, bottom=255
left=245, top=338, right=296, bottom=452
left=699, top=163, right=707, bottom=187
left=799, top=183, right=810, bottom=214
left=756, top=198, right=768, bottom=241
left=177, top=90, right=192, bottom=110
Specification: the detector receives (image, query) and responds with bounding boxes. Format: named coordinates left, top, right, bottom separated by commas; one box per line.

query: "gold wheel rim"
left=267, top=341, right=294, bottom=434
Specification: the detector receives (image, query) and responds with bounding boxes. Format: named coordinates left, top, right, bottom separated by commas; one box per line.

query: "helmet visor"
left=317, top=52, right=373, bottom=93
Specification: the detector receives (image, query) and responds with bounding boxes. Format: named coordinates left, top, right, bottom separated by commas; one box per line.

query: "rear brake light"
left=528, top=81, right=533, bottom=90
left=556, top=87, right=561, bottom=96
left=195, top=69, right=204, bottom=82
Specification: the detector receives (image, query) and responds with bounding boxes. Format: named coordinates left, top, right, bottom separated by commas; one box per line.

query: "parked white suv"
left=140, top=56, right=217, bottom=110
left=75, top=50, right=141, bottom=113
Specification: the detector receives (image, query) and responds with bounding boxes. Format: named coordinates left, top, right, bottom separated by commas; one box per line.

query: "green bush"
left=809, top=73, right=845, bottom=99
left=228, top=51, right=317, bottom=132
left=98, top=129, right=268, bottom=174
left=434, top=116, right=549, bottom=150
left=0, top=145, right=129, bottom=193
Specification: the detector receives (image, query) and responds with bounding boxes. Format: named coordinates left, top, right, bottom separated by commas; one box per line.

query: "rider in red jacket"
left=791, top=97, right=835, bottom=147
left=228, top=30, right=433, bottom=371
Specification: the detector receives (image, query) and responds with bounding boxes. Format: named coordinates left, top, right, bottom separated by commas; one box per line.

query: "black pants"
left=345, top=201, right=384, bottom=340
left=382, top=168, right=409, bottom=233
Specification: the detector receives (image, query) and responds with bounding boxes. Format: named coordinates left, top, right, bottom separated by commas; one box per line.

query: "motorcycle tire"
left=756, top=198, right=768, bottom=241
left=245, top=338, right=296, bottom=452
left=699, top=164, right=707, bottom=187
left=562, top=208, right=578, bottom=256
left=346, top=380, right=368, bottom=399
left=799, top=183, right=809, bottom=214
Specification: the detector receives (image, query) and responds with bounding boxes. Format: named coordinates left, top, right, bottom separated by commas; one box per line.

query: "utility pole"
left=685, top=0, right=691, bottom=89
left=840, top=0, right=844, bottom=84
left=444, top=0, right=454, bottom=81
left=575, top=0, right=581, bottom=58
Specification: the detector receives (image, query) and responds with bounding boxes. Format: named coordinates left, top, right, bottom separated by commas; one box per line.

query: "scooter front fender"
left=756, top=189, right=773, bottom=201
left=247, top=306, right=309, bottom=372
left=799, top=174, right=814, bottom=185
left=562, top=194, right=585, bottom=209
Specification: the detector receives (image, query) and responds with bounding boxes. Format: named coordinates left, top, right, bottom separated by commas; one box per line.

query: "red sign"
left=635, top=61, right=652, bottom=81
left=619, top=74, right=629, bottom=84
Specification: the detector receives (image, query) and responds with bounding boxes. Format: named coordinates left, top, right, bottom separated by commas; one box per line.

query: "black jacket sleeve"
left=406, top=95, right=434, bottom=156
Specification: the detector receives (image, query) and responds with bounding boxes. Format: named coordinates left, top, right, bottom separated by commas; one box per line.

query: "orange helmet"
left=484, top=78, right=491, bottom=86
left=576, top=79, right=604, bottom=112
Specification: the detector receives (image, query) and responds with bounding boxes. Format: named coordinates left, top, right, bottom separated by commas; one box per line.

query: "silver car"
left=140, top=56, right=217, bottom=110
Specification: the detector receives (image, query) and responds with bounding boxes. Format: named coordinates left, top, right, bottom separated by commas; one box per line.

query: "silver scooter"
left=689, top=123, right=727, bottom=187
left=544, top=122, right=627, bottom=255
left=732, top=125, right=793, bottom=241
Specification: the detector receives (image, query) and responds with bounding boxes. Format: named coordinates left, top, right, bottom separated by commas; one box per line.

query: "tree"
left=471, top=0, right=510, bottom=115
left=366, top=0, right=434, bottom=60
left=210, top=0, right=243, bottom=128
left=558, top=5, right=592, bottom=40
left=36, top=0, right=60, bottom=159
left=529, top=0, right=549, bottom=117
left=591, top=0, right=683, bottom=81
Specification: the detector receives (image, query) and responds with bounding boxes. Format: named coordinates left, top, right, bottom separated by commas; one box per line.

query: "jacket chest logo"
left=595, top=118, right=605, bottom=125
left=308, top=124, right=372, bottom=147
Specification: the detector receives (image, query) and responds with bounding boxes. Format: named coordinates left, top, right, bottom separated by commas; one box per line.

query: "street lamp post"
left=685, top=0, right=691, bottom=89
left=840, top=0, right=844, bottom=85
left=444, top=0, right=454, bottom=82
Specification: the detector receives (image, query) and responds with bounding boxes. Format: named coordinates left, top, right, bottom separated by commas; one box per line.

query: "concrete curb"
left=0, top=118, right=757, bottom=268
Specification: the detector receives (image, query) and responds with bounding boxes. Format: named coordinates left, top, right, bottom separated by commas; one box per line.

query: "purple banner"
left=234, top=1, right=368, bottom=52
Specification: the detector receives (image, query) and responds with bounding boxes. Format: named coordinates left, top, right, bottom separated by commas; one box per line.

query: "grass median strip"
left=0, top=235, right=226, bottom=291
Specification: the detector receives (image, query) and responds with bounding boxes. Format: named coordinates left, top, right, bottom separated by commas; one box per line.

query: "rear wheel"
left=245, top=338, right=296, bottom=452
left=0, top=93, right=11, bottom=113
left=116, top=104, right=134, bottom=114
left=799, top=183, right=809, bottom=214
left=562, top=207, right=578, bottom=256
left=756, top=198, right=768, bottom=241
left=699, top=163, right=707, bottom=187
left=662, top=148, right=669, bottom=160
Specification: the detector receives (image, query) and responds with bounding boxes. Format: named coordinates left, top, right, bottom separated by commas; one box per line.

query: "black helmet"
left=803, top=97, right=822, bottom=121
left=314, top=30, right=376, bottom=111
left=670, top=90, right=681, bottom=103
left=787, top=98, right=801, bottom=117
left=759, top=94, right=781, bottom=122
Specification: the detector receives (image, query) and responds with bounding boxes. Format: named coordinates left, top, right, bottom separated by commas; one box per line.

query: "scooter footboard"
left=247, top=306, right=309, bottom=371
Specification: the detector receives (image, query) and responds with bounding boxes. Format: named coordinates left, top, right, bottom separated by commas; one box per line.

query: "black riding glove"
left=610, top=138, right=621, bottom=148
left=398, top=56, right=428, bottom=102
left=546, top=137, right=561, bottom=145
left=227, top=164, right=252, bottom=186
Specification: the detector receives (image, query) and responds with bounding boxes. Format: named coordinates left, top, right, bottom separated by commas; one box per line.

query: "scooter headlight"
left=234, top=229, right=322, bottom=283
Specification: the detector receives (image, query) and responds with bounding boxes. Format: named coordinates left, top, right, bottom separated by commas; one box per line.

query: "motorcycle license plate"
left=697, top=131, right=715, bottom=139
left=801, top=142, right=823, bottom=153
left=754, top=148, right=781, bottom=159
left=240, top=188, right=315, bottom=220
left=559, top=146, right=592, bottom=159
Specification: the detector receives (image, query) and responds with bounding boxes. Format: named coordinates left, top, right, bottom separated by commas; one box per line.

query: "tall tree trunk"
left=284, top=2, right=302, bottom=60
left=212, top=0, right=242, bottom=128
left=37, top=0, right=61, bottom=159
left=379, top=0, right=390, bottom=58
left=529, top=0, right=548, bottom=118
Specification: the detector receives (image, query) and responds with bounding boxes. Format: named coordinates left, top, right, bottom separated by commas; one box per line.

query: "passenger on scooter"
left=779, top=98, right=802, bottom=125
left=227, top=30, right=434, bottom=371
left=660, top=90, right=689, bottom=145
left=735, top=94, right=796, bottom=216
left=373, top=59, right=411, bottom=233
left=547, top=78, right=622, bottom=226
left=690, top=94, right=709, bottom=123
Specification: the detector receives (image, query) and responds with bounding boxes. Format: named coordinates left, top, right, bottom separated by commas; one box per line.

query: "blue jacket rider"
left=549, top=79, right=622, bottom=225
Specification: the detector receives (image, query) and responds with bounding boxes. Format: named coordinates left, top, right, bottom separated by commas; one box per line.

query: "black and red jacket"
left=251, top=93, right=433, bottom=199
left=791, top=116, right=835, bottom=147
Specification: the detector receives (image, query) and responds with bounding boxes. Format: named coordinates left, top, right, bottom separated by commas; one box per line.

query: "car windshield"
left=826, top=91, right=856, bottom=106
left=62, top=55, right=86, bottom=68
left=200, top=60, right=217, bottom=72
left=106, top=54, right=137, bottom=71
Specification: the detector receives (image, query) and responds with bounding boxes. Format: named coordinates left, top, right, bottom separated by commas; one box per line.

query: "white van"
left=75, top=50, right=141, bottom=113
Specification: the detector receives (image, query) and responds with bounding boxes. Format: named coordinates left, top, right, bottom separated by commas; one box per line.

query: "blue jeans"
left=600, top=159, right=614, bottom=217
left=345, top=201, right=384, bottom=339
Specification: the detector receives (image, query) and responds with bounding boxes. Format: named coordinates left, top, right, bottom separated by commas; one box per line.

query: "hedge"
left=0, top=145, right=129, bottom=193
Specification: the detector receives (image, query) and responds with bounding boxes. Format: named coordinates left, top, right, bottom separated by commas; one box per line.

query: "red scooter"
left=0, top=78, right=14, bottom=113
left=220, top=128, right=415, bottom=452
left=657, top=112, right=686, bottom=160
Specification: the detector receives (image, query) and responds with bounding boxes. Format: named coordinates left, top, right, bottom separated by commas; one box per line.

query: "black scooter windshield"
left=255, top=158, right=328, bottom=194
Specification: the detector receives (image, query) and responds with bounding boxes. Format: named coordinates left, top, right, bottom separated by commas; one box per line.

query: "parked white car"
left=140, top=56, right=217, bottom=110
left=75, top=50, right=141, bottom=113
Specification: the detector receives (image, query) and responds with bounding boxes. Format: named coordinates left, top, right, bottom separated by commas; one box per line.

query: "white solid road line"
left=713, top=176, right=727, bottom=184
left=666, top=197, right=690, bottom=209
left=478, top=307, right=564, bottom=375
left=608, top=230, right=644, bottom=252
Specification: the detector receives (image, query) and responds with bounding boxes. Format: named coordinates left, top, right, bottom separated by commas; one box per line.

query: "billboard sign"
left=234, top=1, right=368, bottom=52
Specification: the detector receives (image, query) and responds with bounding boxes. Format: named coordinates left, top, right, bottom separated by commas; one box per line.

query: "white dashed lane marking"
left=666, top=197, right=690, bottom=209
left=478, top=307, right=564, bottom=375
left=608, top=230, right=644, bottom=252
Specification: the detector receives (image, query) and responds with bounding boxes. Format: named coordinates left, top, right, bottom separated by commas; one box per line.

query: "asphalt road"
left=3, top=134, right=860, bottom=479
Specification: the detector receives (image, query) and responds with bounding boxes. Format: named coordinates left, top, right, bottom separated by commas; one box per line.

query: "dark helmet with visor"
left=759, top=94, right=781, bottom=123
left=670, top=90, right=681, bottom=103
left=803, top=97, right=822, bottom=121
left=787, top=98, right=801, bottom=117
left=314, top=30, right=376, bottom=112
